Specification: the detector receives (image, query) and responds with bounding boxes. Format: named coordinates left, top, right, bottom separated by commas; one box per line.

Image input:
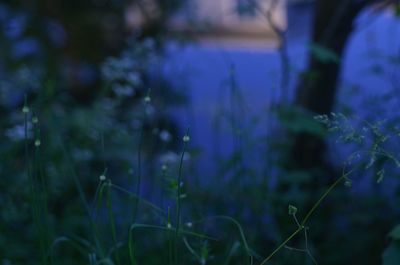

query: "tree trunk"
left=292, top=0, right=365, bottom=172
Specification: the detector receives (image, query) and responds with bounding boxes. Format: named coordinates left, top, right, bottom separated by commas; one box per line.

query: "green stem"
left=259, top=227, right=303, bottom=265
left=175, top=131, right=188, bottom=265
left=132, top=127, right=143, bottom=223
left=260, top=166, right=357, bottom=264
left=301, top=167, right=356, bottom=226
left=128, top=226, right=137, bottom=265
left=107, top=183, right=121, bottom=265
left=24, top=104, right=49, bottom=265
left=34, top=129, right=51, bottom=265
left=59, top=139, right=104, bottom=257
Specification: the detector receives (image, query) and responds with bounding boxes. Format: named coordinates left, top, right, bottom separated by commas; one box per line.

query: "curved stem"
left=259, top=227, right=303, bottom=265
left=260, top=166, right=357, bottom=264
left=175, top=130, right=189, bottom=265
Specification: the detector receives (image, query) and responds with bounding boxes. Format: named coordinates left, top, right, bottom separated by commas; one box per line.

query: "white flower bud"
left=22, top=106, right=29, bottom=114
left=288, top=205, right=297, bottom=215
left=344, top=180, right=352, bottom=188
left=183, top=135, right=190, bottom=142
left=144, top=96, right=151, bottom=103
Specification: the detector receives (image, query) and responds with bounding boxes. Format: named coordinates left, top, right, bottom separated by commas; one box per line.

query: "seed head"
left=344, top=179, right=352, bottom=188
left=144, top=96, right=151, bottom=103
left=288, top=204, right=297, bottom=215
left=22, top=106, right=29, bottom=114
left=183, top=135, right=190, bottom=142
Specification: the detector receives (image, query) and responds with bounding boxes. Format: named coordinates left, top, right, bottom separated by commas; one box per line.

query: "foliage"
left=0, top=1, right=185, bottom=262
left=1, top=1, right=400, bottom=265
left=383, top=225, right=400, bottom=265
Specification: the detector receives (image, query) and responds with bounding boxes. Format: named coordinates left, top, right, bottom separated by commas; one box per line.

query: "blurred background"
left=1, top=0, right=400, bottom=264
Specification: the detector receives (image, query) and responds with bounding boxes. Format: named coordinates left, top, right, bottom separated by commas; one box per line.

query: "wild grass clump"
left=16, top=86, right=400, bottom=265
left=3, top=37, right=400, bottom=265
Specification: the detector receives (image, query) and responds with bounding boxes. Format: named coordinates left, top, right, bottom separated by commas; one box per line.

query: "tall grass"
left=21, top=94, right=398, bottom=265
left=23, top=98, right=53, bottom=265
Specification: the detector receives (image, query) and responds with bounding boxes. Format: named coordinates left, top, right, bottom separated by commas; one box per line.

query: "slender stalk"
left=23, top=102, right=50, bottom=265
left=59, top=139, right=104, bottom=257
left=111, top=184, right=165, bottom=214
left=175, top=129, right=189, bottom=265
left=260, top=227, right=303, bottom=265
left=128, top=126, right=143, bottom=265
left=128, top=227, right=137, bottom=265
left=208, top=215, right=254, bottom=264
left=260, top=166, right=357, bottom=264
left=167, top=207, right=173, bottom=265
left=132, top=89, right=151, bottom=223
left=127, top=219, right=216, bottom=265
left=106, top=182, right=121, bottom=265
left=301, top=167, right=356, bottom=226
left=33, top=126, right=51, bottom=265
left=132, top=126, right=143, bottom=223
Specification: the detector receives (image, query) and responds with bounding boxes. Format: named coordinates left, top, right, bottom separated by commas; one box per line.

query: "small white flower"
left=183, top=135, right=190, bottom=142
left=144, top=96, right=151, bottom=103
left=186, top=222, right=193, bottom=228
left=288, top=205, right=297, bottom=215
left=34, top=139, right=41, bottom=147
left=167, top=222, right=172, bottom=229
left=22, top=106, right=29, bottom=114
left=344, top=179, right=352, bottom=188
left=99, top=175, right=106, bottom=181
left=161, top=164, right=168, bottom=171
left=32, top=116, right=38, bottom=124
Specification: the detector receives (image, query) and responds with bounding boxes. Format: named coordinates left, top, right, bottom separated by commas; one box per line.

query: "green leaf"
left=277, top=106, right=326, bottom=136
left=395, top=3, right=400, bottom=17
left=288, top=205, right=297, bottom=215
left=344, top=179, right=352, bottom=188
left=310, top=43, right=340, bottom=64
left=383, top=242, right=400, bottom=265
left=389, top=225, right=400, bottom=240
